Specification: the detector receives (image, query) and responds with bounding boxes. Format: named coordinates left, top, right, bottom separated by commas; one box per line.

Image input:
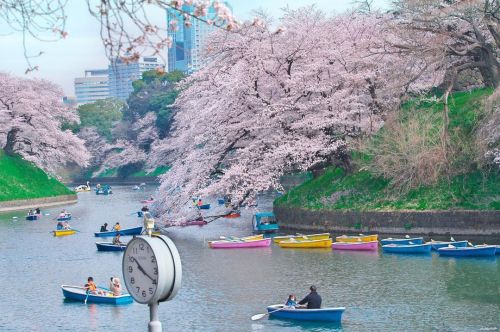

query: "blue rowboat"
left=56, top=214, right=72, bottom=221
left=429, top=240, right=468, bottom=251
left=61, top=285, right=132, bottom=304
left=380, top=237, right=424, bottom=245
left=496, top=246, right=500, bottom=255
left=94, top=226, right=142, bottom=237
left=218, top=198, right=225, bottom=205
left=198, top=204, right=210, bottom=210
left=266, top=304, right=345, bottom=322
left=95, top=242, right=127, bottom=251
left=382, top=243, right=431, bottom=254
left=26, top=215, right=38, bottom=221
left=437, top=245, right=496, bottom=257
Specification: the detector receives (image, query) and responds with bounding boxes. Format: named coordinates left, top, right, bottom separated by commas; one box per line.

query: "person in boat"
left=113, top=222, right=121, bottom=231
left=59, top=210, right=67, bottom=218
left=285, top=294, right=297, bottom=308
left=197, top=199, right=203, bottom=207
left=56, top=222, right=64, bottom=230
left=112, top=234, right=122, bottom=245
left=141, top=205, right=149, bottom=212
left=110, top=277, right=122, bottom=296
left=84, top=277, right=105, bottom=295
left=62, top=221, right=71, bottom=230
left=28, top=209, right=34, bottom=216
left=100, top=223, right=108, bottom=232
left=96, top=183, right=101, bottom=189
left=35, top=208, right=41, bottom=215
left=298, top=285, right=322, bottom=309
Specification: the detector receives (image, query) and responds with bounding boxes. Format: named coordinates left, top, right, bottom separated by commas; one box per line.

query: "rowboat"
left=218, top=198, right=225, bottom=205
left=225, top=212, right=241, bottom=218
left=53, top=229, right=77, bottom=237
left=335, top=234, right=378, bottom=243
left=380, top=237, right=424, bottom=245
left=96, top=242, right=127, bottom=251
left=252, top=212, right=279, bottom=234
left=208, top=238, right=271, bottom=249
left=56, top=214, right=72, bottom=221
left=273, top=233, right=330, bottom=244
left=332, top=240, right=378, bottom=251
left=496, top=246, right=500, bottom=255
left=277, top=238, right=333, bottom=249
left=266, top=304, right=345, bottom=322
left=26, top=215, right=38, bottom=221
left=198, top=204, right=211, bottom=210
left=382, top=243, right=431, bottom=254
left=437, top=245, right=496, bottom=257
left=94, top=226, right=143, bottom=237
left=74, top=185, right=91, bottom=192
left=221, top=234, right=263, bottom=241
left=429, top=240, right=468, bottom=251
left=61, top=285, right=133, bottom=304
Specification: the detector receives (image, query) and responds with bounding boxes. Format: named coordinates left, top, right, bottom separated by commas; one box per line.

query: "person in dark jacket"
left=298, top=285, right=322, bottom=309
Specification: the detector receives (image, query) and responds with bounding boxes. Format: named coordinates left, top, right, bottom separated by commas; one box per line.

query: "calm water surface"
left=0, top=186, right=499, bottom=331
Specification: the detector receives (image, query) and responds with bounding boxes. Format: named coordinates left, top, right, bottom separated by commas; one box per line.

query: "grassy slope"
left=0, top=150, right=74, bottom=201
left=276, top=89, right=499, bottom=211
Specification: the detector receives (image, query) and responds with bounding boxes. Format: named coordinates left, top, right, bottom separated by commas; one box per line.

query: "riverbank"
left=0, top=150, right=75, bottom=202
left=274, top=206, right=500, bottom=238
left=0, top=194, right=77, bottom=212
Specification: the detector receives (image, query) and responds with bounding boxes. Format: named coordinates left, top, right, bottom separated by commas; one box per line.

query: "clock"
left=122, top=235, right=182, bottom=304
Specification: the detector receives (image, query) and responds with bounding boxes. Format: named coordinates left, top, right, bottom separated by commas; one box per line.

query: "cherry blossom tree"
left=149, top=7, right=439, bottom=219
left=0, top=72, right=90, bottom=174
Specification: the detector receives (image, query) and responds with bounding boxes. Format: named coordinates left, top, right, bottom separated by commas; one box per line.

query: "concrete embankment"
left=274, top=206, right=500, bottom=237
left=0, top=194, right=77, bottom=213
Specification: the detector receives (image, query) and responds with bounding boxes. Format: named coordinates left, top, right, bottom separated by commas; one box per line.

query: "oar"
left=251, top=306, right=287, bottom=321
left=84, top=290, right=90, bottom=304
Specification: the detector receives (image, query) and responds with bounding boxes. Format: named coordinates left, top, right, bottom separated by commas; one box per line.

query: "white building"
left=108, top=56, right=162, bottom=101
left=74, top=69, right=109, bottom=104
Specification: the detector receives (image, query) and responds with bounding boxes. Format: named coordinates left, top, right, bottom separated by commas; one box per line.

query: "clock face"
left=123, top=237, right=158, bottom=303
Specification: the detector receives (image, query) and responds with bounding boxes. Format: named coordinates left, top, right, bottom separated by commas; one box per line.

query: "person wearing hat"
left=109, top=277, right=122, bottom=296
left=100, top=223, right=108, bottom=232
left=298, top=285, right=322, bottom=309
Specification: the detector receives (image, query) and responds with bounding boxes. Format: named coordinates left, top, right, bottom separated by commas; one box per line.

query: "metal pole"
left=148, top=302, right=162, bottom=332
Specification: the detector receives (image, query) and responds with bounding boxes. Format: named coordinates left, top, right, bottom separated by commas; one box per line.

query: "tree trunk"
left=476, top=46, right=500, bottom=88
left=4, top=128, right=19, bottom=155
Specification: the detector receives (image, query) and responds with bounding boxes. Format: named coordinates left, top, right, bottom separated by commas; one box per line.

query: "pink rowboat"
left=332, top=240, right=378, bottom=251
left=208, top=238, right=271, bottom=249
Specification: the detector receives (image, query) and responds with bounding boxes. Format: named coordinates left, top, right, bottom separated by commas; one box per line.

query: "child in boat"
left=84, top=277, right=105, bottom=295
left=62, top=221, right=71, bottom=230
left=285, top=294, right=297, bottom=307
left=113, top=222, right=121, bottom=231
left=56, top=222, right=64, bottom=230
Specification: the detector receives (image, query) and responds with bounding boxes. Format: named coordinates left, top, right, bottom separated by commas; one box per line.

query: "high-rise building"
left=108, top=56, right=162, bottom=101
left=167, top=4, right=226, bottom=73
left=74, top=69, right=109, bottom=104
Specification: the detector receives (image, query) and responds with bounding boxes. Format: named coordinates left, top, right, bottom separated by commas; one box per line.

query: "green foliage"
left=117, top=162, right=144, bottom=178
left=75, top=98, right=124, bottom=140
left=129, top=166, right=171, bottom=177
left=0, top=150, right=74, bottom=201
left=276, top=88, right=499, bottom=211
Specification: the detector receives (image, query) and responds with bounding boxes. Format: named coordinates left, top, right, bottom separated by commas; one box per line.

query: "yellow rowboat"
left=273, top=233, right=330, bottom=244
left=278, top=238, right=333, bottom=249
left=53, top=229, right=77, bottom=237
left=335, top=234, right=378, bottom=243
left=218, top=234, right=264, bottom=242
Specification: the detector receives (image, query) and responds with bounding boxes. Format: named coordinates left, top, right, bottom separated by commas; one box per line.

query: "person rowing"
left=84, top=277, right=105, bottom=295
left=297, top=285, right=322, bottom=309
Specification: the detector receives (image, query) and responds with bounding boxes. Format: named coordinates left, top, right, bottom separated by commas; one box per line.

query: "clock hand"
left=131, top=257, right=154, bottom=281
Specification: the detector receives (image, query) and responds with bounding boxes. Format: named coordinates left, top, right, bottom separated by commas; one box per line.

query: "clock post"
left=122, top=213, right=182, bottom=332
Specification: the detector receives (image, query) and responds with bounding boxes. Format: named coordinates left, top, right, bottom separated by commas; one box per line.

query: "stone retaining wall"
left=0, top=194, right=77, bottom=212
left=274, top=206, right=500, bottom=237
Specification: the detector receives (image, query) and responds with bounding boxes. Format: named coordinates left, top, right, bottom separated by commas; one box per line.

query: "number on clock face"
left=123, top=238, right=158, bottom=303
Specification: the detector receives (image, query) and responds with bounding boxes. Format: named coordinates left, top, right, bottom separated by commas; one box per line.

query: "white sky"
left=0, top=0, right=389, bottom=96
